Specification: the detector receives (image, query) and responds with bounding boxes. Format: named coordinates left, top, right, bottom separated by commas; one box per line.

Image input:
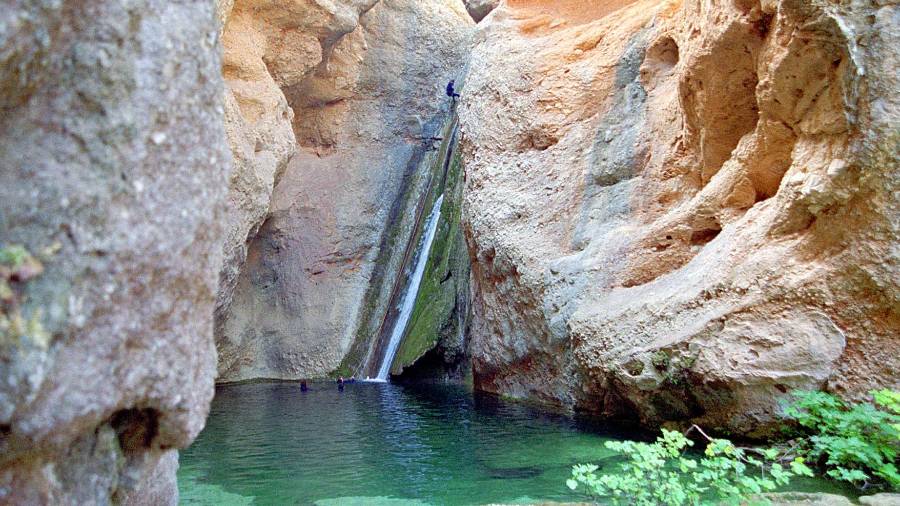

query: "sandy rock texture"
left=0, top=0, right=228, bottom=503
left=216, top=0, right=474, bottom=382
left=459, top=0, right=899, bottom=433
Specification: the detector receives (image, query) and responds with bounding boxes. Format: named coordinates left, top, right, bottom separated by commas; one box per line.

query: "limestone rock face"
left=859, top=494, right=900, bottom=506
left=459, top=0, right=899, bottom=433
left=216, top=0, right=474, bottom=382
left=0, top=0, right=228, bottom=503
left=214, top=0, right=381, bottom=334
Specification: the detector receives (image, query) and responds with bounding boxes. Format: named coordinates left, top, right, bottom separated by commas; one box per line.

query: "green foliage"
left=650, top=351, right=670, bottom=370
left=783, top=390, right=900, bottom=490
left=567, top=428, right=812, bottom=506
left=0, top=244, right=50, bottom=348
left=873, top=389, right=900, bottom=417
left=0, top=245, right=30, bottom=268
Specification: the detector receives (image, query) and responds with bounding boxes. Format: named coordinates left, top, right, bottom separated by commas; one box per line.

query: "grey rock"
left=0, top=0, right=228, bottom=502
left=763, top=493, right=854, bottom=506
left=860, top=494, right=900, bottom=506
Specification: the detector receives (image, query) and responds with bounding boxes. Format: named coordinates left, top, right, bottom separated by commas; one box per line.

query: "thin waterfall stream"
left=374, top=194, right=445, bottom=380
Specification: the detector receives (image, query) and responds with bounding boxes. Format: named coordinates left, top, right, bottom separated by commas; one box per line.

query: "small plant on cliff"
left=0, top=244, right=49, bottom=348
left=0, top=245, right=30, bottom=268
left=567, top=426, right=812, bottom=505
left=782, top=390, right=900, bottom=490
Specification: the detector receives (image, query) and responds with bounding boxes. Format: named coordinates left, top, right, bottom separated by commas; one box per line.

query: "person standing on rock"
left=446, top=79, right=461, bottom=103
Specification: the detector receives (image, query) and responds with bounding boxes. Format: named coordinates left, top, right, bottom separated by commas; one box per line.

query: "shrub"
left=0, top=245, right=30, bottom=268
left=567, top=426, right=812, bottom=505
left=783, top=390, right=900, bottom=490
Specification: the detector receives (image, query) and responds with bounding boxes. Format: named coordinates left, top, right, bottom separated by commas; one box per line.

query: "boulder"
left=0, top=0, right=228, bottom=502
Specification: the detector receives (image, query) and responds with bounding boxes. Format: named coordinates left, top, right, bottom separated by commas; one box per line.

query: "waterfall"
left=375, top=194, right=445, bottom=380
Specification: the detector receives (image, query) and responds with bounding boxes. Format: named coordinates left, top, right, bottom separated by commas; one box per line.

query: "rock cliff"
left=459, top=0, right=899, bottom=433
left=0, top=0, right=228, bottom=503
left=215, top=0, right=473, bottom=382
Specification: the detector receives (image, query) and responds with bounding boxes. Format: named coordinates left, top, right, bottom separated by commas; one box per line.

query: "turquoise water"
left=178, top=382, right=853, bottom=506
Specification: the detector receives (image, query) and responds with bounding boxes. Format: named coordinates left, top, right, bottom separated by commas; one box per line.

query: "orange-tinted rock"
left=460, top=0, right=899, bottom=433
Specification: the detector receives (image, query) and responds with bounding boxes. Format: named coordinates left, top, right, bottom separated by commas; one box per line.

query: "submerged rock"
left=0, top=0, right=229, bottom=503
left=763, top=492, right=853, bottom=506
left=860, top=494, right=900, bottom=506
left=763, top=493, right=854, bottom=506
left=459, top=0, right=899, bottom=433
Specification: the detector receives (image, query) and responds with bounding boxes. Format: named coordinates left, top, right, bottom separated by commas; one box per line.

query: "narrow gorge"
left=0, top=0, right=897, bottom=504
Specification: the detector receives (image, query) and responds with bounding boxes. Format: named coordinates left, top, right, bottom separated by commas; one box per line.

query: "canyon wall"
left=215, top=0, right=474, bottom=382
left=0, top=0, right=228, bottom=503
left=459, top=0, right=899, bottom=434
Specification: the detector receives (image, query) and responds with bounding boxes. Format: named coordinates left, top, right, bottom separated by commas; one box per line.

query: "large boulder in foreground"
left=459, top=0, right=898, bottom=434
left=0, top=0, right=229, bottom=502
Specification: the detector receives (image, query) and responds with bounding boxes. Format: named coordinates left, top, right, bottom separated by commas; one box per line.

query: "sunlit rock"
left=459, top=0, right=899, bottom=433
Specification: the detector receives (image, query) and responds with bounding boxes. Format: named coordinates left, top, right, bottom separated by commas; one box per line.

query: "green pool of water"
left=178, top=381, right=853, bottom=505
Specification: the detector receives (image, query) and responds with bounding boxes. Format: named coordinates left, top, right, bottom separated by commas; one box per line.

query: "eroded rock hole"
left=679, top=18, right=764, bottom=182
left=111, top=408, right=161, bottom=454
left=640, top=36, right=680, bottom=90
left=519, top=128, right=559, bottom=152
left=689, top=225, right=722, bottom=245
left=647, top=36, right=678, bottom=67
left=753, top=12, right=773, bottom=38
left=625, top=359, right=644, bottom=376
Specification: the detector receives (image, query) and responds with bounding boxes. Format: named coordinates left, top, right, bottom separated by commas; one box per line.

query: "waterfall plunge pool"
left=178, top=382, right=854, bottom=505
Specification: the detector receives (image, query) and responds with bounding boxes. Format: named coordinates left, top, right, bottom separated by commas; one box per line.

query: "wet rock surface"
left=765, top=493, right=854, bottom=506
left=389, top=120, right=472, bottom=380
